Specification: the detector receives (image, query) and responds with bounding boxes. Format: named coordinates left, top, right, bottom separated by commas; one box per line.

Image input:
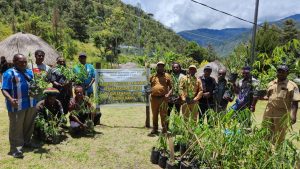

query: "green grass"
left=0, top=94, right=299, bottom=168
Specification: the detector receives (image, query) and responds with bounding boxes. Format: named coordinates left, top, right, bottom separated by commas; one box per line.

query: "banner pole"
left=145, top=67, right=151, bottom=128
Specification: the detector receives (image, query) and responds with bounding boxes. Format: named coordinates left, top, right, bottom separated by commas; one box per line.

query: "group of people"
left=149, top=61, right=300, bottom=145
left=1, top=51, right=101, bottom=158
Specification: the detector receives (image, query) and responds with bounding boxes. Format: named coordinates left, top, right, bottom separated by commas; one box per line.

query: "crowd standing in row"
left=1, top=51, right=100, bottom=158
left=149, top=61, right=300, bottom=145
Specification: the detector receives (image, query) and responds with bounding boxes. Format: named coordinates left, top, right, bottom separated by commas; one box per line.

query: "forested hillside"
left=0, top=0, right=206, bottom=66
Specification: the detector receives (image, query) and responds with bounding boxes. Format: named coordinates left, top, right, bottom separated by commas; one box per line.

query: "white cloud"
left=121, top=0, right=300, bottom=32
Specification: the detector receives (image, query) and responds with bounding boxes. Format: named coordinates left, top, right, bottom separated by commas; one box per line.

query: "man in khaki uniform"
left=180, top=65, right=203, bottom=121
left=149, top=61, right=172, bottom=135
left=262, top=65, right=300, bottom=144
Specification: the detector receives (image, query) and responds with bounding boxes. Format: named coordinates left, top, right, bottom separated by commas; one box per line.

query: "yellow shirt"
left=150, top=73, right=171, bottom=96
left=179, top=75, right=203, bottom=101
left=265, top=79, right=300, bottom=116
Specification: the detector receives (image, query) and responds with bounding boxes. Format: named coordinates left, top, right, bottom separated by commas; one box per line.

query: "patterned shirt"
left=1, top=68, right=36, bottom=112
left=179, top=75, right=203, bottom=102
left=150, top=73, right=171, bottom=96
left=73, top=64, right=95, bottom=95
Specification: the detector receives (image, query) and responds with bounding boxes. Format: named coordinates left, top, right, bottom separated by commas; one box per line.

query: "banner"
left=95, top=69, right=149, bottom=105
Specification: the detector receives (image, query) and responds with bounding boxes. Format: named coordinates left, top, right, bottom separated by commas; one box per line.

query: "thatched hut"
left=0, top=32, right=59, bottom=66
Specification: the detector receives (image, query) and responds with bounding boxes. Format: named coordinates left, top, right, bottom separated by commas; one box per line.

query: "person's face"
left=15, top=55, right=27, bottom=71
left=172, top=64, right=180, bottom=74
left=218, top=70, right=226, bottom=80
left=189, top=68, right=197, bottom=76
left=204, top=69, right=212, bottom=77
left=79, top=56, right=87, bottom=64
left=35, top=52, right=45, bottom=64
left=242, top=70, right=250, bottom=79
left=156, top=64, right=165, bottom=74
left=57, top=58, right=66, bottom=66
left=46, top=95, right=56, bottom=105
left=75, top=88, right=84, bottom=100
left=277, top=69, right=288, bottom=81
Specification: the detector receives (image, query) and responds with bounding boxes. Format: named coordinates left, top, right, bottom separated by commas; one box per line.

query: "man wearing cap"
left=231, top=66, right=258, bottom=127
left=180, top=65, right=203, bottom=121
left=199, top=65, right=216, bottom=125
left=1, top=54, right=37, bottom=158
left=34, top=88, right=64, bottom=142
left=261, top=65, right=300, bottom=143
left=149, top=61, right=172, bottom=135
left=73, top=53, right=95, bottom=97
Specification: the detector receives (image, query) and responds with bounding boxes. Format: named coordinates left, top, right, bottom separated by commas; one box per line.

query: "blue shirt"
left=73, top=64, right=95, bottom=96
left=1, top=68, right=36, bottom=112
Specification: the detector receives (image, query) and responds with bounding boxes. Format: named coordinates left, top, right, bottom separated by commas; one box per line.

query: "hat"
left=277, top=65, right=289, bottom=71
left=242, top=66, right=251, bottom=72
left=204, top=65, right=212, bottom=70
left=79, top=52, right=87, bottom=57
left=189, top=65, right=197, bottom=69
left=157, top=61, right=165, bottom=66
left=43, top=88, right=59, bottom=96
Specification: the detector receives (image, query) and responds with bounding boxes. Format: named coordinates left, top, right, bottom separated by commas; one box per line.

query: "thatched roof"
left=0, top=32, right=60, bottom=65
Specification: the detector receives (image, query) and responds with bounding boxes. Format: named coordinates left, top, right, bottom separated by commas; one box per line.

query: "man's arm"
left=291, top=101, right=298, bottom=124
left=179, top=77, right=186, bottom=102
left=193, top=79, right=203, bottom=101
left=1, top=89, right=18, bottom=108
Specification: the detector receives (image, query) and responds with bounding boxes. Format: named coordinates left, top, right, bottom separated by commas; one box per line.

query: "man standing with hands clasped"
left=148, top=61, right=171, bottom=135
left=261, top=65, right=300, bottom=144
left=1, top=54, right=37, bottom=158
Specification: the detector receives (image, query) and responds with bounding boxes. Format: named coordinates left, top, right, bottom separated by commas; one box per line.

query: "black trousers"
left=168, top=103, right=181, bottom=116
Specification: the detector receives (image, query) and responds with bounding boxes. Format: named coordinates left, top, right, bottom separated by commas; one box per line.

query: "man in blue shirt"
left=1, top=54, right=37, bottom=158
left=73, top=53, right=95, bottom=97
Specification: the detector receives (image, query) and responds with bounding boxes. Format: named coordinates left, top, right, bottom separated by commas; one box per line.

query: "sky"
left=121, top=0, right=300, bottom=32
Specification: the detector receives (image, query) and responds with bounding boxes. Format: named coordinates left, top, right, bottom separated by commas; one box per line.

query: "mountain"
left=178, top=14, right=300, bottom=56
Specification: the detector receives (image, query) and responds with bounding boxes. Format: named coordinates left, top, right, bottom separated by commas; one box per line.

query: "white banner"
left=95, top=69, right=149, bottom=105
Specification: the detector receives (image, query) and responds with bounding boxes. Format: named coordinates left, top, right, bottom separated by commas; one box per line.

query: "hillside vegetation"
left=0, top=0, right=213, bottom=67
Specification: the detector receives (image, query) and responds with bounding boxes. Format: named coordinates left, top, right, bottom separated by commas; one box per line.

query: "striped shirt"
left=1, top=68, right=36, bottom=112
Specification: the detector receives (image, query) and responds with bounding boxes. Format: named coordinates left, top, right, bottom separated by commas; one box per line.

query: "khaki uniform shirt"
left=265, top=79, right=300, bottom=117
left=150, top=73, right=171, bottom=96
left=179, top=75, right=203, bottom=101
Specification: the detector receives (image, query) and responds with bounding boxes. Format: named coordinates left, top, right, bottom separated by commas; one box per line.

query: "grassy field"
left=0, top=93, right=299, bottom=169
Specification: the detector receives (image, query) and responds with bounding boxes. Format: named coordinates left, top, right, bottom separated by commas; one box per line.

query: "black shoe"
left=12, top=151, right=24, bottom=159
left=148, top=130, right=159, bottom=137
left=24, top=142, right=40, bottom=148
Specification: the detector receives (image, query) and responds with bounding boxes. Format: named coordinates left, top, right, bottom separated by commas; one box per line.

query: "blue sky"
left=121, top=0, right=300, bottom=32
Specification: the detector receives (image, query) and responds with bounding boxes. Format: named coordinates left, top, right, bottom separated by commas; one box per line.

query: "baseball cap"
left=157, top=61, right=165, bottom=66
left=204, top=65, right=212, bottom=70
left=277, top=65, right=289, bottom=72
left=79, top=52, right=87, bottom=57
left=189, top=65, right=197, bottom=69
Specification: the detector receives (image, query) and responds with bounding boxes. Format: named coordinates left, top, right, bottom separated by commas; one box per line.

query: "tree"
left=255, top=22, right=281, bottom=56
left=281, top=19, right=299, bottom=44
left=184, top=41, right=207, bottom=63
left=206, top=44, right=218, bottom=62
left=67, top=1, right=89, bottom=42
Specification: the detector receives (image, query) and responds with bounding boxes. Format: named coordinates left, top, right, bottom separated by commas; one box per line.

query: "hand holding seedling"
left=203, top=92, right=211, bottom=98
